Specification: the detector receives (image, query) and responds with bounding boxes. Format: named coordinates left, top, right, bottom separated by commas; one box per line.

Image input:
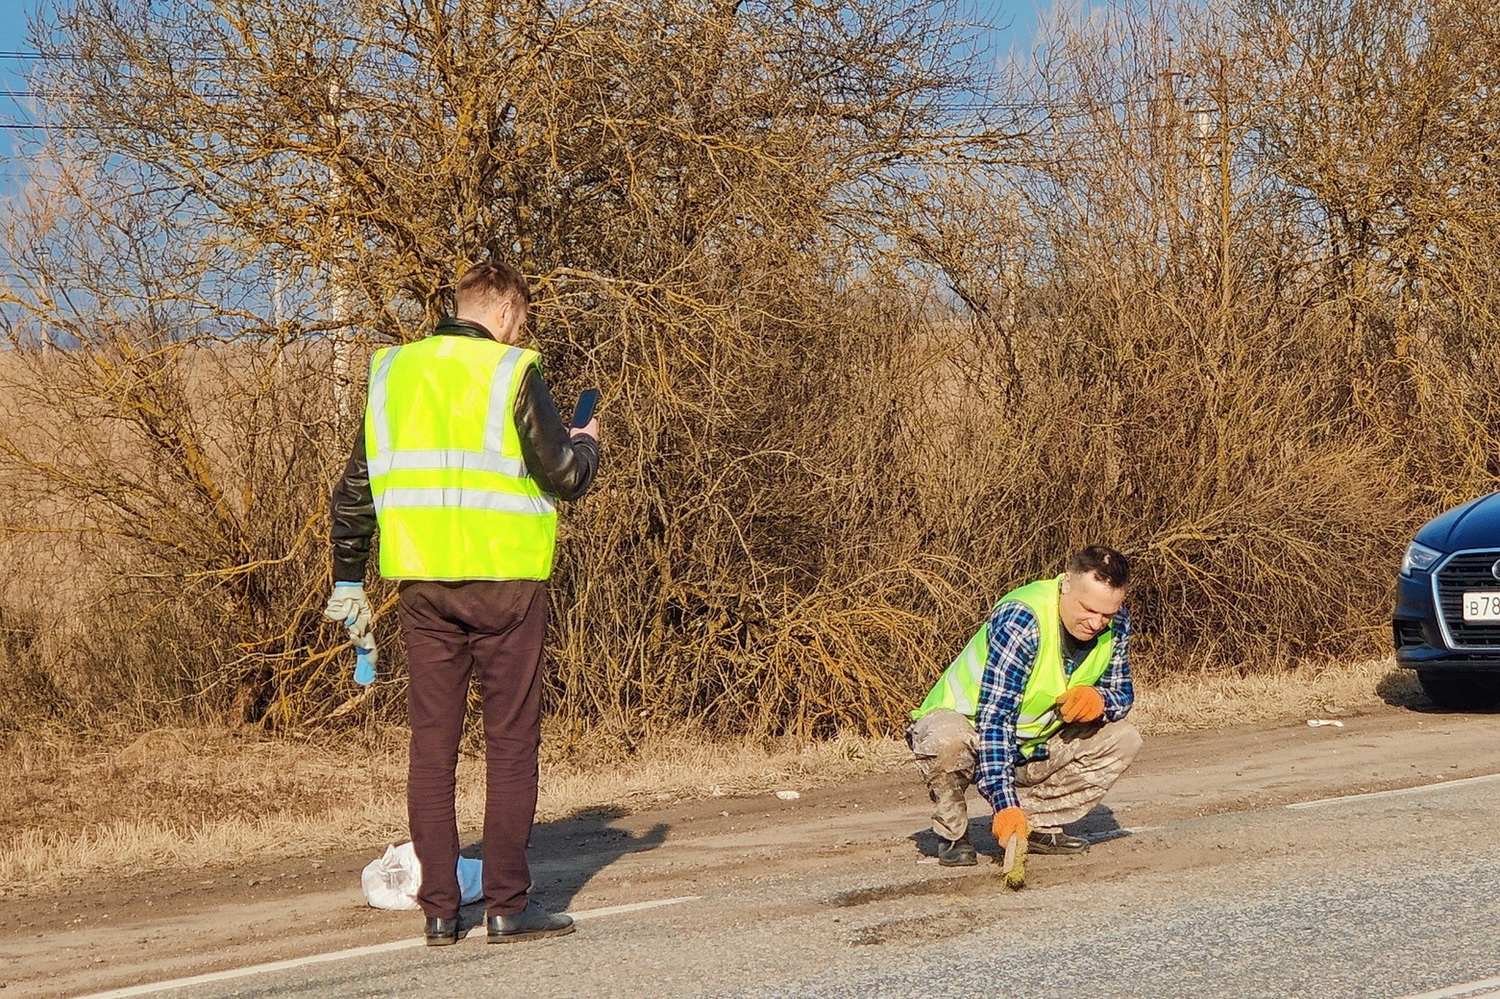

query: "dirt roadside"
left=2, top=699, right=1496, bottom=999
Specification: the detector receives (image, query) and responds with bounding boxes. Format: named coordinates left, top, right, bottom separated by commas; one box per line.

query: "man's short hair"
left=1067, top=545, right=1130, bottom=588
left=454, top=260, right=531, bottom=313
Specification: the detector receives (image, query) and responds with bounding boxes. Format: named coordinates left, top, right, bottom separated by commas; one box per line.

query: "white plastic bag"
left=361, top=841, right=483, bottom=910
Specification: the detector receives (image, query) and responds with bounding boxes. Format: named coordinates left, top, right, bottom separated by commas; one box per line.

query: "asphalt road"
left=109, top=764, right=1500, bottom=999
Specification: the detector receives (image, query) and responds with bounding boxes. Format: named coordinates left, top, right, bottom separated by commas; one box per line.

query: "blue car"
left=1395, top=492, right=1500, bottom=708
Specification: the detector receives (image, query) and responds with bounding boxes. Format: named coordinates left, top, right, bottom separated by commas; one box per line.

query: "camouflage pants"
left=908, top=707, right=1142, bottom=842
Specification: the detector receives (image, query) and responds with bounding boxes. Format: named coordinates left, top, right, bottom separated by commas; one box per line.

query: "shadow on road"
left=1375, top=667, right=1500, bottom=714
left=1067, top=804, right=1130, bottom=844
left=454, top=806, right=670, bottom=930
left=1376, top=668, right=1431, bottom=710
left=906, top=803, right=1128, bottom=861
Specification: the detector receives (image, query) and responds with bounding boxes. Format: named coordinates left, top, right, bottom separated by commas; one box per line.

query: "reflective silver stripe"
left=376, top=487, right=555, bottom=515
left=483, top=349, right=530, bottom=453
left=945, top=669, right=974, bottom=716
left=367, top=449, right=528, bottom=479
left=1017, top=705, right=1062, bottom=737
left=941, top=626, right=988, bottom=718
left=367, top=348, right=401, bottom=457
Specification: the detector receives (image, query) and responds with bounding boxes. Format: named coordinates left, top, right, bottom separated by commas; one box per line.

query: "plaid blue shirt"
left=972, top=601, right=1133, bottom=811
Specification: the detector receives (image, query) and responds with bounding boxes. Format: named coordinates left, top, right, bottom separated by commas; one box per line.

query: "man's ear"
left=1060, top=574, right=1072, bottom=595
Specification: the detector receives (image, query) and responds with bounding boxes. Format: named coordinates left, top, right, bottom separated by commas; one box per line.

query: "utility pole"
left=1195, top=105, right=1213, bottom=221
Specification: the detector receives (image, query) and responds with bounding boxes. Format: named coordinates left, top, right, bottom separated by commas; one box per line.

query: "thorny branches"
left=2, top=0, right=1498, bottom=738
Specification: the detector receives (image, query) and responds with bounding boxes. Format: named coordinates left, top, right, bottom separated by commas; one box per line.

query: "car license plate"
left=1463, top=591, right=1500, bottom=622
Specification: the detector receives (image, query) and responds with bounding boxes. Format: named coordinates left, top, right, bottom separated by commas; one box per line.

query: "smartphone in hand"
left=570, top=388, right=600, bottom=429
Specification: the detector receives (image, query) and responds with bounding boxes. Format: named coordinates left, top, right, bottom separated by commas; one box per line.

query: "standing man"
left=325, top=261, right=600, bottom=944
left=908, top=546, right=1141, bottom=866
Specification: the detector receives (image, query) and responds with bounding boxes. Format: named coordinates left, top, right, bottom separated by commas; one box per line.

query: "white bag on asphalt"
left=361, top=842, right=483, bottom=910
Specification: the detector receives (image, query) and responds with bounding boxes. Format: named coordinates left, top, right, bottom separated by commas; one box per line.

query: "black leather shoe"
left=424, top=916, right=460, bottom=946
left=1028, top=828, right=1090, bottom=855
left=487, top=900, right=575, bottom=943
left=936, top=836, right=978, bottom=867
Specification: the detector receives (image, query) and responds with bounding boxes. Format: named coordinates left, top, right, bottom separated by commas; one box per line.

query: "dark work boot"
left=424, top=916, right=460, bottom=946
left=487, top=900, right=575, bottom=943
left=936, top=835, right=978, bottom=867
left=1028, top=827, right=1090, bottom=855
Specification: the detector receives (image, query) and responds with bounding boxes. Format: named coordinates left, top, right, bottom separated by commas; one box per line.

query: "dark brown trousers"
left=396, top=579, right=548, bottom=919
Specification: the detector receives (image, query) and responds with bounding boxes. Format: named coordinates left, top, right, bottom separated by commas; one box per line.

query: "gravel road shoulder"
left=2, top=701, right=1495, bottom=998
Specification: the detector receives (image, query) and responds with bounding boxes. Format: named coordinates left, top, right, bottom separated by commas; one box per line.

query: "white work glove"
left=324, top=582, right=378, bottom=684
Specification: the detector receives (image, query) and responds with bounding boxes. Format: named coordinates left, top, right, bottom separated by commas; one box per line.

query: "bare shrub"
left=1, top=0, right=1495, bottom=746
left=891, top=0, right=1493, bottom=678
left=1, top=0, right=981, bottom=737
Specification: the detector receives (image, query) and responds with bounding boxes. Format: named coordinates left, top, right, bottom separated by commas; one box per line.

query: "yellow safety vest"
left=911, top=576, right=1115, bottom=758
left=365, top=334, right=556, bottom=581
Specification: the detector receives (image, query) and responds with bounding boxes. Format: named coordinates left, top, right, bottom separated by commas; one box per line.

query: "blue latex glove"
left=354, top=645, right=376, bottom=686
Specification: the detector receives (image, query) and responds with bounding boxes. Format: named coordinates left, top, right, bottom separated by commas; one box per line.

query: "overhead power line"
left=0, top=49, right=229, bottom=62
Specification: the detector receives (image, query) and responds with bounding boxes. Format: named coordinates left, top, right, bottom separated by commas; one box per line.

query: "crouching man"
left=908, top=546, right=1142, bottom=865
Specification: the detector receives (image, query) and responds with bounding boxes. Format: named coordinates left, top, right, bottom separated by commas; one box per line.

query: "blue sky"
left=0, top=3, right=42, bottom=169
left=0, top=0, right=1081, bottom=167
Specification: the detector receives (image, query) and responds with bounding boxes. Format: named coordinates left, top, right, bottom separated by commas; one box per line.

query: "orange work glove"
left=1056, top=685, right=1105, bottom=723
left=992, top=806, right=1028, bottom=848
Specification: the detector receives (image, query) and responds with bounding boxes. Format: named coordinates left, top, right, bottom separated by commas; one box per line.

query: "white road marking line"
left=1109, top=775, right=1500, bottom=835
left=561, top=896, right=701, bottom=921
left=1079, top=776, right=1500, bottom=841
left=1285, top=772, right=1500, bottom=810
left=70, top=895, right=702, bottom=999
left=930, top=774, right=1500, bottom=854
left=76, top=939, right=430, bottom=999
left=1389, top=973, right=1500, bottom=999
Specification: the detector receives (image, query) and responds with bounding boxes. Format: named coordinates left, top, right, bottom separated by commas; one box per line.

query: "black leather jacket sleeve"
left=330, top=413, right=377, bottom=584
left=515, top=365, right=600, bottom=502
left=328, top=360, right=601, bottom=583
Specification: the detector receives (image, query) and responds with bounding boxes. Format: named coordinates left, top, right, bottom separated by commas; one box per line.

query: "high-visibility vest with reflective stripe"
left=911, top=576, right=1115, bottom=759
left=365, top=335, right=556, bottom=581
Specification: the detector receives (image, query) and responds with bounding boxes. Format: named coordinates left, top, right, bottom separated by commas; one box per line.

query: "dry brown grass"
left=0, top=658, right=1424, bottom=895
left=1131, top=657, right=1423, bottom=734
left=0, top=722, right=906, bottom=895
